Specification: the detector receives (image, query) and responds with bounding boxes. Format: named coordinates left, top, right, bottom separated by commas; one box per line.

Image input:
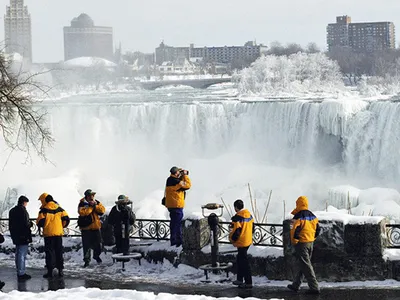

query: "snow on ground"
left=0, top=287, right=283, bottom=300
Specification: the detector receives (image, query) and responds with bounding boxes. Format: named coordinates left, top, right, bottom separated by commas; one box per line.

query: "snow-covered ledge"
left=283, top=212, right=389, bottom=281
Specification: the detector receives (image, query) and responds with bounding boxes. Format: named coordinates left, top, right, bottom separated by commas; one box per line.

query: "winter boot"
left=287, top=284, right=299, bottom=293
left=232, top=280, right=243, bottom=286
left=58, top=270, right=64, bottom=277
left=17, top=274, right=32, bottom=281
left=43, top=269, right=53, bottom=278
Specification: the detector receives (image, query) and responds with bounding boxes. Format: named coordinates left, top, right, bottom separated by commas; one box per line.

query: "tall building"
left=327, top=16, right=395, bottom=52
left=63, top=13, right=114, bottom=61
left=155, top=41, right=267, bottom=66
left=4, top=0, right=32, bottom=62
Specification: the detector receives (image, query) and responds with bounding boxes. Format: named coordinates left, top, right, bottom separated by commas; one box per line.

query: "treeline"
left=264, top=41, right=400, bottom=86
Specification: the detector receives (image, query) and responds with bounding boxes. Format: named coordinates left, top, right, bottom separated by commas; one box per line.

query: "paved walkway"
left=1, top=267, right=400, bottom=299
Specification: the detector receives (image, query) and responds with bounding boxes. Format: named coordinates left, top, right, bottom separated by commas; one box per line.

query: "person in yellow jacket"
left=229, top=199, right=254, bottom=289
left=78, top=189, right=106, bottom=267
left=164, top=166, right=191, bottom=247
left=287, top=196, right=320, bottom=295
left=36, top=193, right=70, bottom=278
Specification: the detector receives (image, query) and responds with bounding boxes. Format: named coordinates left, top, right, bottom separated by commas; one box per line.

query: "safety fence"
left=0, top=218, right=284, bottom=247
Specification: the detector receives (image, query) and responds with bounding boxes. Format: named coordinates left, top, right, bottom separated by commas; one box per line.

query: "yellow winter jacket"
left=78, top=198, right=106, bottom=231
left=229, top=209, right=254, bottom=248
left=165, top=174, right=191, bottom=209
left=290, top=196, right=320, bottom=245
left=36, top=197, right=70, bottom=237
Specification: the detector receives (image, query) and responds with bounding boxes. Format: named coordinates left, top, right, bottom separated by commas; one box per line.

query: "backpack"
left=77, top=214, right=93, bottom=228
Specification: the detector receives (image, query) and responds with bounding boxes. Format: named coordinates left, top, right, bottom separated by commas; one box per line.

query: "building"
left=155, top=41, right=267, bottom=66
left=4, top=0, right=32, bottom=63
left=64, top=13, right=114, bottom=61
left=327, top=16, right=395, bottom=52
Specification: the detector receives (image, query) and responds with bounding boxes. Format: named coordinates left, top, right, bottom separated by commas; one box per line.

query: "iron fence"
left=386, top=224, right=400, bottom=248
left=218, top=221, right=283, bottom=247
left=0, top=218, right=283, bottom=247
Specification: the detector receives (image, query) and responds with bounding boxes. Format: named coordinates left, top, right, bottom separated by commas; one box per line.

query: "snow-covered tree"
left=237, top=53, right=344, bottom=96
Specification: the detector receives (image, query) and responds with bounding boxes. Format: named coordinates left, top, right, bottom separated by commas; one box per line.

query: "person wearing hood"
left=107, top=195, right=135, bottom=255
left=78, top=189, right=106, bottom=268
left=9, top=196, right=33, bottom=281
left=229, top=199, right=254, bottom=289
left=36, top=193, right=70, bottom=278
left=287, top=196, right=320, bottom=295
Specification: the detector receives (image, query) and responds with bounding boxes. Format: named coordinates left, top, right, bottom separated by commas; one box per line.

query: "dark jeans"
left=168, top=208, right=183, bottom=246
left=237, top=246, right=252, bottom=284
left=291, top=242, right=319, bottom=291
left=15, top=244, right=29, bottom=276
left=44, top=236, right=64, bottom=271
left=81, top=230, right=102, bottom=263
left=115, top=235, right=130, bottom=254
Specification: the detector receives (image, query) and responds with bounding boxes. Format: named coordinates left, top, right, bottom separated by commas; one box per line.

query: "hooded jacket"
left=9, top=204, right=32, bottom=245
left=108, top=200, right=136, bottom=235
left=229, top=208, right=254, bottom=248
left=78, top=198, right=106, bottom=231
left=165, top=174, right=191, bottom=209
left=290, top=196, right=320, bottom=245
left=36, top=194, right=70, bottom=237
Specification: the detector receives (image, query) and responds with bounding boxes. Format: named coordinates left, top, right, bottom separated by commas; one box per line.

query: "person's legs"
left=81, top=230, right=92, bottom=265
left=92, top=230, right=102, bottom=262
left=301, top=243, right=319, bottom=291
left=54, top=236, right=64, bottom=272
left=16, top=244, right=29, bottom=276
left=169, top=209, right=177, bottom=246
left=175, top=209, right=184, bottom=246
left=236, top=247, right=245, bottom=283
left=43, top=237, right=55, bottom=277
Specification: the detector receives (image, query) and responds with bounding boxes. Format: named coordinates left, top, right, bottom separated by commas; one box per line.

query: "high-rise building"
left=327, top=16, right=395, bottom=52
left=4, top=0, right=32, bottom=62
left=63, top=13, right=114, bottom=61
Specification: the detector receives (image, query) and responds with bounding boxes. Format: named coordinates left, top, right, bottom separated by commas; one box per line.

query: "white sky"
left=0, top=0, right=399, bottom=62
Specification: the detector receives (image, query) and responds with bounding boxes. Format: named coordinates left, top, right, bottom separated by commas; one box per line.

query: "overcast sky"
left=0, top=0, right=399, bottom=62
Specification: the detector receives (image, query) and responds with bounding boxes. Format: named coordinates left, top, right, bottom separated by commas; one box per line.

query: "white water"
left=1, top=89, right=400, bottom=221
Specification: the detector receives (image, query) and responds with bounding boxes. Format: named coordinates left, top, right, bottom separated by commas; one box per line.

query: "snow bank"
left=315, top=208, right=384, bottom=225
left=201, top=244, right=283, bottom=258
left=327, top=186, right=400, bottom=221
left=0, top=287, right=283, bottom=300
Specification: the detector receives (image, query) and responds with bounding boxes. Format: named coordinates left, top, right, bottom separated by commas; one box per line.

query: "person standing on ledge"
left=229, top=199, right=254, bottom=289
left=78, top=189, right=106, bottom=268
left=164, top=166, right=191, bottom=247
left=36, top=193, right=70, bottom=278
left=287, top=195, right=320, bottom=295
left=108, top=195, right=135, bottom=255
left=9, top=195, right=33, bottom=281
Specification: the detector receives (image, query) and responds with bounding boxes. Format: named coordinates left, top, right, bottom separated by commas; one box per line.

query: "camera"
left=179, top=169, right=189, bottom=176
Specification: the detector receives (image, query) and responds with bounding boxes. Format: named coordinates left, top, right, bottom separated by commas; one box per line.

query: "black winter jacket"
left=108, top=204, right=135, bottom=235
left=9, top=205, right=32, bottom=245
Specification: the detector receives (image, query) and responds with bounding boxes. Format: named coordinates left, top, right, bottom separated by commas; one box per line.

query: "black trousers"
left=44, top=236, right=64, bottom=271
left=81, top=230, right=102, bottom=263
left=237, top=246, right=252, bottom=284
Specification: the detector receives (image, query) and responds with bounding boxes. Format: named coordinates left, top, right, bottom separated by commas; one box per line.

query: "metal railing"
left=218, top=222, right=283, bottom=247
left=386, top=224, right=400, bottom=248
left=0, top=218, right=283, bottom=247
